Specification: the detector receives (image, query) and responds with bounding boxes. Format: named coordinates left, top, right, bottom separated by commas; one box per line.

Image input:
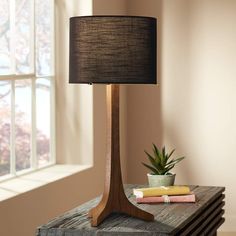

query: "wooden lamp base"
left=88, top=84, right=154, bottom=226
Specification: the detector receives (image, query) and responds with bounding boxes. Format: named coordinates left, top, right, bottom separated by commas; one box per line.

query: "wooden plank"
left=190, top=209, right=225, bottom=236
left=199, top=217, right=225, bottom=236
left=179, top=195, right=225, bottom=235
left=37, top=185, right=225, bottom=236
left=168, top=186, right=225, bottom=235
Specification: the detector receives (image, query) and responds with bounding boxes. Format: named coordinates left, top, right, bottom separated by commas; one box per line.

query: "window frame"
left=0, top=0, right=56, bottom=181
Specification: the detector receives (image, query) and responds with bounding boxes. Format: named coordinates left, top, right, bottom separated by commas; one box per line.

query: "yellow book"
left=133, top=186, right=190, bottom=198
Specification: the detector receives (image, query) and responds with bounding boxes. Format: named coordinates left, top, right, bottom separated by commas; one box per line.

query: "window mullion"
left=31, top=0, right=35, bottom=74
left=31, top=0, right=37, bottom=170
left=50, top=77, right=56, bottom=164
left=9, top=0, right=16, bottom=74
left=51, top=0, right=55, bottom=76
left=10, top=80, right=16, bottom=176
left=31, top=78, right=37, bottom=169
left=0, top=74, right=36, bottom=80
left=50, top=0, right=55, bottom=164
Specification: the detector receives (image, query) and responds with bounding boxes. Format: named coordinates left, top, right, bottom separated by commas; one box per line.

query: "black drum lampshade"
left=69, top=16, right=157, bottom=84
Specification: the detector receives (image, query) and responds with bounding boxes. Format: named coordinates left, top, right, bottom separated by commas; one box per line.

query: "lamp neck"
left=104, top=84, right=123, bottom=194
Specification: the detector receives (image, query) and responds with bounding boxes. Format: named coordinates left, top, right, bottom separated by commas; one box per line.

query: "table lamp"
left=69, top=16, right=157, bottom=226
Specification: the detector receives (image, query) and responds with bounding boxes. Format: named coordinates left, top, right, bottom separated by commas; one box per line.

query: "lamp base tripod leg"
left=88, top=85, right=154, bottom=227
left=88, top=188, right=154, bottom=226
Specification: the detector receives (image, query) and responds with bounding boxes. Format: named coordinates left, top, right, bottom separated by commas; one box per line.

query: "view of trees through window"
left=0, top=0, right=54, bottom=178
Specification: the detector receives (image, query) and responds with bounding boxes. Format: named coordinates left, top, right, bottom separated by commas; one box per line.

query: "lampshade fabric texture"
left=69, top=16, right=157, bottom=84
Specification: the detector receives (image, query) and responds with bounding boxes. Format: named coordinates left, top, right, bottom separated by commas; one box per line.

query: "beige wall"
left=56, top=0, right=94, bottom=166
left=0, top=1, right=127, bottom=236
left=126, top=0, right=163, bottom=184
left=127, top=0, right=236, bottom=232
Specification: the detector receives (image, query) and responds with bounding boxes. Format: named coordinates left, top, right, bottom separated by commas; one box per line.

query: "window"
left=0, top=0, right=55, bottom=180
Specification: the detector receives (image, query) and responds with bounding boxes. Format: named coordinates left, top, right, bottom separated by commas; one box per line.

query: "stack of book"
left=133, top=186, right=196, bottom=204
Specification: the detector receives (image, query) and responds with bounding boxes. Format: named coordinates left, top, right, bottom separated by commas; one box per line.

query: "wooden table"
left=37, top=185, right=225, bottom=236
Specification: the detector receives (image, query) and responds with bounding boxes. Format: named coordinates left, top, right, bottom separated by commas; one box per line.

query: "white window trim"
left=0, top=164, right=92, bottom=202
left=0, top=75, right=56, bottom=182
left=0, top=0, right=56, bottom=182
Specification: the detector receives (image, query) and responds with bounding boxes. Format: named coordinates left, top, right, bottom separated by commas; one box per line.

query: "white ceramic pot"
left=147, top=173, right=176, bottom=187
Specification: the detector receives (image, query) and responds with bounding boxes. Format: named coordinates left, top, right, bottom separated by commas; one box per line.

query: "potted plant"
left=142, top=144, right=185, bottom=187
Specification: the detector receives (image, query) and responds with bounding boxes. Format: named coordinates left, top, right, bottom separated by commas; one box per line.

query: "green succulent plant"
left=142, top=144, right=185, bottom=175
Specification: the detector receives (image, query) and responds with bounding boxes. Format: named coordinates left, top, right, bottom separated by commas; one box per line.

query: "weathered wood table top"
left=37, top=185, right=225, bottom=236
